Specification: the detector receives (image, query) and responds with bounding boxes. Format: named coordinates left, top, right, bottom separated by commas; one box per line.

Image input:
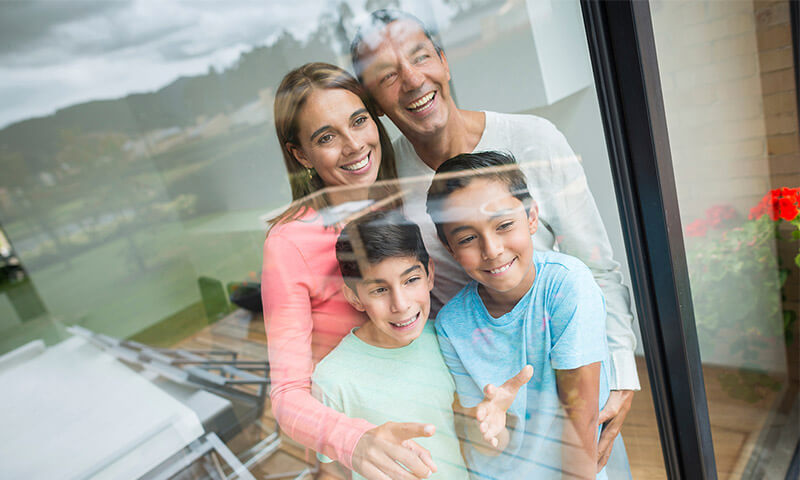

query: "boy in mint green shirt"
left=312, top=209, right=469, bottom=479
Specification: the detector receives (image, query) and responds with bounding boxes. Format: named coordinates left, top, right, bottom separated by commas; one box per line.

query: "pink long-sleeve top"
left=262, top=209, right=373, bottom=469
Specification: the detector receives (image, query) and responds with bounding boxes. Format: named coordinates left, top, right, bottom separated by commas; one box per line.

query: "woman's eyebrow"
left=350, top=108, right=368, bottom=119
left=309, top=125, right=330, bottom=142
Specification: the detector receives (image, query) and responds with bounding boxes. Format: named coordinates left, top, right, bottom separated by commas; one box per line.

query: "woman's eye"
left=414, top=54, right=429, bottom=63
left=318, top=133, right=334, bottom=144
left=353, top=115, right=368, bottom=127
left=370, top=287, right=387, bottom=296
left=406, top=276, right=421, bottom=285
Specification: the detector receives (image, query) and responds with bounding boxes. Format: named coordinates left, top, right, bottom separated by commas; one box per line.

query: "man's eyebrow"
left=406, top=42, right=427, bottom=57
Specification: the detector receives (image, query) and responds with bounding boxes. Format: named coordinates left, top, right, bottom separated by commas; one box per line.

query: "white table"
left=0, top=336, right=204, bottom=479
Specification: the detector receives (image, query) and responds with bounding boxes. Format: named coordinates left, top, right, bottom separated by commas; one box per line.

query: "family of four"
left=262, top=10, right=639, bottom=480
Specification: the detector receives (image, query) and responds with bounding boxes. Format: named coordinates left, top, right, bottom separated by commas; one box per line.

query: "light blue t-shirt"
left=435, top=251, right=611, bottom=480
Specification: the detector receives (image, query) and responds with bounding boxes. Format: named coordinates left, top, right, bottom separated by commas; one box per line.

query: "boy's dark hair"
left=350, top=9, right=444, bottom=81
left=426, top=151, right=533, bottom=246
left=335, top=209, right=430, bottom=290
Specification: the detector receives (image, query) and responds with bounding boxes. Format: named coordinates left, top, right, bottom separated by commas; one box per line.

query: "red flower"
left=748, top=187, right=799, bottom=221
left=778, top=196, right=799, bottom=221
left=686, top=218, right=708, bottom=237
left=706, top=204, right=737, bottom=227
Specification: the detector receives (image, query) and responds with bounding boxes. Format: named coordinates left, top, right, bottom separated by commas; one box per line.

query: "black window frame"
left=580, top=1, right=717, bottom=478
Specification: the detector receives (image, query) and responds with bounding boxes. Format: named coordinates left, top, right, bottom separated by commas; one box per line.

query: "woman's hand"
left=352, top=422, right=438, bottom=480
left=475, top=365, right=533, bottom=448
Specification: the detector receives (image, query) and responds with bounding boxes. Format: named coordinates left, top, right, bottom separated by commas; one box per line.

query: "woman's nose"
left=341, top=131, right=364, bottom=155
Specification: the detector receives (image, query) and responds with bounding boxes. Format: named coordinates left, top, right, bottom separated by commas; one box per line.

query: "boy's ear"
left=341, top=284, right=365, bottom=312
left=528, top=202, right=539, bottom=235
left=426, top=258, right=435, bottom=292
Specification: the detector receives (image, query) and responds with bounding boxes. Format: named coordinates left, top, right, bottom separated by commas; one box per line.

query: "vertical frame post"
left=580, top=1, right=717, bottom=478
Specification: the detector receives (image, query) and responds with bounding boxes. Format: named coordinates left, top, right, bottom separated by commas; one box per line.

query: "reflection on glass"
left=651, top=0, right=800, bottom=477
left=1, top=0, right=669, bottom=478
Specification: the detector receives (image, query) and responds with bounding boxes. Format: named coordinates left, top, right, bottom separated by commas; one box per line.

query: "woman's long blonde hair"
left=268, top=62, right=397, bottom=229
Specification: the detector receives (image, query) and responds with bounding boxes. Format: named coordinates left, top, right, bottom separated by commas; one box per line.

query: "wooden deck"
left=174, top=309, right=785, bottom=479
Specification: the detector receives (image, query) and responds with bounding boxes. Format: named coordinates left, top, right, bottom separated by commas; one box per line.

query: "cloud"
left=0, top=0, right=128, bottom=58
left=0, top=0, right=457, bottom=129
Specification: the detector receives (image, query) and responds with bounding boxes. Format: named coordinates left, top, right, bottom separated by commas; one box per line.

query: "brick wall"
left=754, top=0, right=800, bottom=381
left=651, top=0, right=790, bottom=370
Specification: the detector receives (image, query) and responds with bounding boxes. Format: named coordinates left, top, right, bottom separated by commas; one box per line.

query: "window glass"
left=0, top=1, right=666, bottom=478
left=650, top=0, right=800, bottom=477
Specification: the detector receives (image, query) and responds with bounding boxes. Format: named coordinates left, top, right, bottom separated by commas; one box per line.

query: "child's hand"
left=476, top=365, right=533, bottom=448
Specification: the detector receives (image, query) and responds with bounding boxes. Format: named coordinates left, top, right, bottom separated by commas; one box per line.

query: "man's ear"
left=341, top=284, right=365, bottom=312
left=287, top=142, right=312, bottom=169
left=440, top=50, right=451, bottom=82
left=528, top=201, right=539, bottom=236
left=426, top=258, right=435, bottom=291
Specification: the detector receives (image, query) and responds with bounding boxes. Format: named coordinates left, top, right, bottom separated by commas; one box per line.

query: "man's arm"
left=556, top=363, right=602, bottom=479
left=514, top=117, right=638, bottom=390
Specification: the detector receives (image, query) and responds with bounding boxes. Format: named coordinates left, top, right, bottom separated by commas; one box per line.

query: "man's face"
left=344, top=256, right=434, bottom=348
left=357, top=20, right=454, bottom=140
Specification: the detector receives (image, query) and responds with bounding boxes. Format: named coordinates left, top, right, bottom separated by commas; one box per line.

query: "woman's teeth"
left=407, top=92, right=435, bottom=112
left=341, top=155, right=369, bottom=171
left=489, top=259, right=514, bottom=274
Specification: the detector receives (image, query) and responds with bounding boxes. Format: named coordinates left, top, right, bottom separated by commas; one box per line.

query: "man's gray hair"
left=350, top=9, right=443, bottom=80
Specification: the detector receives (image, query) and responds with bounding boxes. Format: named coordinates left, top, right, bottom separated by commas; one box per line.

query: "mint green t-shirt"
left=311, top=322, right=469, bottom=480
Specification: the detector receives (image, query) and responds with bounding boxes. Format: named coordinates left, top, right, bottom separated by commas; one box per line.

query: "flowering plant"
left=683, top=188, right=800, bottom=401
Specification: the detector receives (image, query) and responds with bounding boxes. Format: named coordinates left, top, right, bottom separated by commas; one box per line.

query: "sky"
left=0, top=0, right=454, bottom=130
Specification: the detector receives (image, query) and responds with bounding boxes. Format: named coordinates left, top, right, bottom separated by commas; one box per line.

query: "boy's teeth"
left=490, top=261, right=513, bottom=274
left=341, top=155, right=369, bottom=171
left=392, top=313, right=418, bottom=327
left=407, top=92, right=434, bottom=110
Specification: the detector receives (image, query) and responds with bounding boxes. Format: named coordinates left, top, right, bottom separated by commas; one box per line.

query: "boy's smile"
left=441, top=178, right=538, bottom=314
left=343, top=256, right=435, bottom=348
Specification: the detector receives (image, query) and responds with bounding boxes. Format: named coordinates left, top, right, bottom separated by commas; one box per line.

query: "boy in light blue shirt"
left=426, top=151, right=625, bottom=480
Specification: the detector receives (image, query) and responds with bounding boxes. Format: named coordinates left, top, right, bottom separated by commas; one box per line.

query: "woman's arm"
left=262, top=232, right=373, bottom=466
left=555, top=363, right=601, bottom=479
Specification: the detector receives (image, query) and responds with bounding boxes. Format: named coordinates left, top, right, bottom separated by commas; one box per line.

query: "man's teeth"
left=407, top=92, right=434, bottom=111
left=489, top=261, right=514, bottom=274
left=392, top=313, right=418, bottom=327
left=341, top=155, right=369, bottom=171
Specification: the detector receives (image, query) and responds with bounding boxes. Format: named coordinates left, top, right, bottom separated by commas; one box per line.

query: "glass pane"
left=650, top=0, right=800, bottom=477
left=0, top=1, right=665, bottom=478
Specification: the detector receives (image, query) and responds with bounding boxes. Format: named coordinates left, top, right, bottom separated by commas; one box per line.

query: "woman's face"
left=290, top=88, right=382, bottom=189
